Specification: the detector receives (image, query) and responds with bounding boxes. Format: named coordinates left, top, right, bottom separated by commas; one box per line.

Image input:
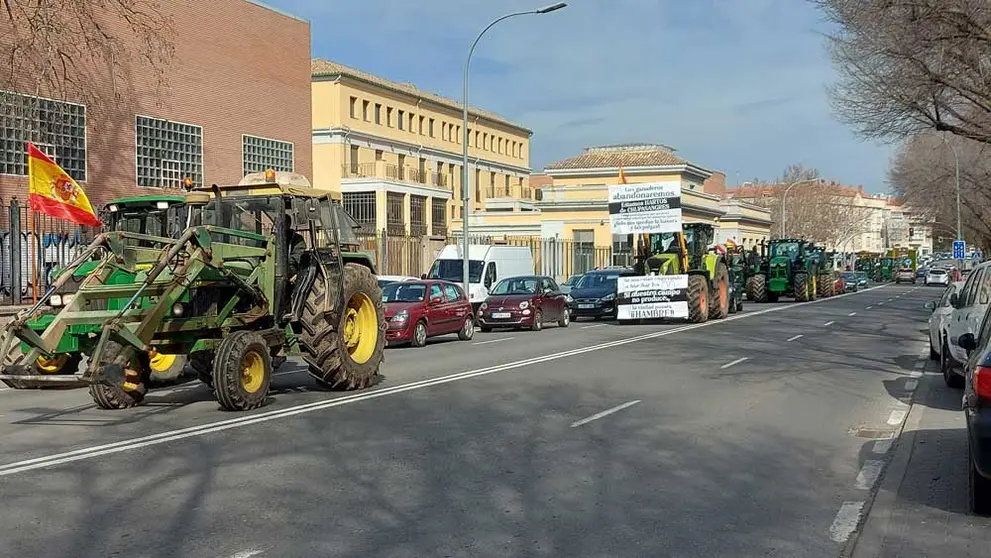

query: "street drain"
left=848, top=425, right=898, bottom=439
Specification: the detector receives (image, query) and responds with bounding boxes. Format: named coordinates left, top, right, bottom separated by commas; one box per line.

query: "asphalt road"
left=0, top=283, right=942, bottom=557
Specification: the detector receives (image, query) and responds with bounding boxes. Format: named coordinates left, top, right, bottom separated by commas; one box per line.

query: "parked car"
left=952, top=312, right=991, bottom=513
left=895, top=268, right=916, bottom=284
left=926, top=267, right=951, bottom=286
left=839, top=271, right=859, bottom=292
left=854, top=271, right=869, bottom=289
left=382, top=280, right=475, bottom=347
left=916, top=266, right=929, bottom=279
left=426, top=244, right=534, bottom=312
left=477, top=275, right=570, bottom=332
left=926, top=281, right=966, bottom=387
left=377, top=275, right=418, bottom=289
left=567, top=268, right=636, bottom=320
left=832, top=272, right=846, bottom=294
left=945, top=261, right=991, bottom=372
left=560, top=274, right=583, bottom=295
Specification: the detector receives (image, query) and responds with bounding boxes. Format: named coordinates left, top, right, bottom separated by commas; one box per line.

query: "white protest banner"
left=616, top=274, right=689, bottom=319
left=608, top=181, right=682, bottom=235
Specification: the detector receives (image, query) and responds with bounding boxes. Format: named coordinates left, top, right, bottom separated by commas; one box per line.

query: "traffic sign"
left=953, top=240, right=966, bottom=259
left=903, top=257, right=912, bottom=267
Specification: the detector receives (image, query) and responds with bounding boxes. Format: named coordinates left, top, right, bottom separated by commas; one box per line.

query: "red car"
left=477, top=275, right=570, bottom=332
left=383, top=280, right=475, bottom=347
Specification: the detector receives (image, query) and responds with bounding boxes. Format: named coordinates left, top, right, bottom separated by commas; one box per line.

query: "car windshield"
left=577, top=273, right=620, bottom=290
left=930, top=269, right=946, bottom=275
left=427, top=259, right=484, bottom=283
left=491, top=277, right=538, bottom=295
left=565, top=275, right=583, bottom=286
left=381, top=283, right=426, bottom=303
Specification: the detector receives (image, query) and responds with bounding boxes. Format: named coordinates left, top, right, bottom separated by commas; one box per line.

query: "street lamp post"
left=780, top=178, right=822, bottom=238
left=461, top=3, right=566, bottom=295
left=939, top=134, right=963, bottom=267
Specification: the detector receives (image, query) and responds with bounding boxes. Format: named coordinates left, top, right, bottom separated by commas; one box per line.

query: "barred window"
left=243, top=135, right=293, bottom=175
left=0, top=91, right=86, bottom=180
left=431, top=198, right=447, bottom=236
left=342, top=191, right=376, bottom=233
left=386, top=192, right=405, bottom=235
left=136, top=116, right=203, bottom=188
left=410, top=195, right=426, bottom=236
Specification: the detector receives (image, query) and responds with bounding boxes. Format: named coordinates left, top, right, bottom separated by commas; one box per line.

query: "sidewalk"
left=853, top=359, right=991, bottom=557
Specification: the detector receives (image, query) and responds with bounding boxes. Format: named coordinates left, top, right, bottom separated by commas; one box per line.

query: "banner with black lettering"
left=616, top=275, right=689, bottom=320
left=608, top=182, right=682, bottom=235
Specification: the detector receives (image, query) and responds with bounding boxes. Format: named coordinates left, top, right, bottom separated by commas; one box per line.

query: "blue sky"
left=267, top=0, right=894, bottom=192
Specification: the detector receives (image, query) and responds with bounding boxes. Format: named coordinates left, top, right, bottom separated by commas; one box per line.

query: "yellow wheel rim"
left=36, top=354, right=68, bottom=374
left=149, top=352, right=178, bottom=372
left=241, top=350, right=265, bottom=394
left=343, top=291, right=378, bottom=364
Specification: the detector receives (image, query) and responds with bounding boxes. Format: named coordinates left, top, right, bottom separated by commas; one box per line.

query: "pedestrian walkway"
left=854, top=360, right=991, bottom=557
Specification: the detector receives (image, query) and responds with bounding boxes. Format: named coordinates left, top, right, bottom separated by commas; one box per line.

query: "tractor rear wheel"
left=709, top=262, right=730, bottom=320
left=301, top=263, right=384, bottom=391
left=746, top=274, right=768, bottom=303
left=817, top=274, right=835, bottom=298
left=212, top=330, right=272, bottom=411
left=89, top=340, right=147, bottom=410
left=793, top=272, right=811, bottom=302
left=687, top=274, right=709, bottom=323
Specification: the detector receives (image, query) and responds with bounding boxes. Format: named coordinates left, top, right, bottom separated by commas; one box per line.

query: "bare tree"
left=813, top=0, right=991, bottom=144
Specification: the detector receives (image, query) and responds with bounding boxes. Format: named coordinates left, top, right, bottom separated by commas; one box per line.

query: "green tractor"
left=0, top=171, right=384, bottom=411
left=2, top=194, right=195, bottom=389
left=628, top=222, right=739, bottom=323
left=746, top=238, right=821, bottom=303
left=806, top=245, right=838, bottom=298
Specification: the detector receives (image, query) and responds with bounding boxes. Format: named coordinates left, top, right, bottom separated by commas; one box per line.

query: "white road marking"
left=581, top=324, right=607, bottom=329
left=873, top=438, right=893, bottom=454
left=570, top=400, right=641, bottom=428
left=866, top=306, right=873, bottom=310
left=905, top=379, right=918, bottom=391
left=878, top=302, right=885, bottom=306
left=229, top=550, right=263, bottom=558
left=855, top=460, right=885, bottom=490
left=887, top=409, right=907, bottom=425
left=720, top=357, right=748, bottom=369
left=823, top=321, right=835, bottom=326
left=848, top=312, right=857, bottom=316
left=786, top=334, right=803, bottom=342
left=472, top=337, right=514, bottom=346
left=0, top=284, right=890, bottom=477
left=830, top=501, right=865, bottom=542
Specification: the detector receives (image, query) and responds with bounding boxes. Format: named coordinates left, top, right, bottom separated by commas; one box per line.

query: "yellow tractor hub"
left=241, top=350, right=265, bottom=393
left=35, top=353, right=68, bottom=374
left=148, top=351, right=178, bottom=373
left=344, top=292, right=378, bottom=364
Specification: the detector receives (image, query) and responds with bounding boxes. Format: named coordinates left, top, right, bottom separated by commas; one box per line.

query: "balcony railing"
left=343, top=162, right=451, bottom=190
left=485, top=184, right=535, bottom=200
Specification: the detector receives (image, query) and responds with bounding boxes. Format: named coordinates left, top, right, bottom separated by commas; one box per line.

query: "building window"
left=482, top=133, right=488, bottom=150
left=386, top=192, right=405, bottom=235
left=386, top=107, right=393, bottom=127
left=474, top=169, right=481, bottom=200
left=375, top=149, right=383, bottom=161
left=242, top=135, right=293, bottom=175
left=498, top=138, right=503, bottom=154
left=418, top=115, right=425, bottom=135
left=349, top=96, right=357, bottom=119
left=362, top=100, right=370, bottom=121
left=573, top=229, right=596, bottom=274
left=504, top=174, right=510, bottom=196
left=342, top=192, right=376, bottom=233
left=429, top=118, right=435, bottom=137
left=612, top=234, right=632, bottom=267
left=398, top=110, right=405, bottom=131
left=454, top=125, right=461, bottom=144
left=374, top=104, right=381, bottom=124
left=136, top=116, right=203, bottom=188
left=410, top=194, right=426, bottom=236
left=0, top=90, right=87, bottom=180
left=474, top=130, right=480, bottom=147
left=431, top=198, right=447, bottom=235
left=442, top=122, right=448, bottom=141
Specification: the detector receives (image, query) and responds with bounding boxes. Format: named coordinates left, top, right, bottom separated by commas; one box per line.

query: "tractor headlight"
left=171, top=302, right=185, bottom=317
left=519, top=300, right=530, bottom=310
left=49, top=294, right=63, bottom=307
left=62, top=294, right=75, bottom=306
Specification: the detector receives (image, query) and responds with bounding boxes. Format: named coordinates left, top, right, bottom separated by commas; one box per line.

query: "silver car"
left=927, top=281, right=965, bottom=386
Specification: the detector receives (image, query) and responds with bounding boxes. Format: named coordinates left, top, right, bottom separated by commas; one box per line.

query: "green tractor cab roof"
left=193, top=170, right=343, bottom=201
left=104, top=195, right=188, bottom=211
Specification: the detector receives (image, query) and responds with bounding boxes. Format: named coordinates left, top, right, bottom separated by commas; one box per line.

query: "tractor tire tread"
left=212, top=330, right=271, bottom=411
left=688, top=274, right=709, bottom=323
left=88, top=340, right=146, bottom=410
left=710, top=262, right=730, bottom=320
left=747, top=274, right=768, bottom=303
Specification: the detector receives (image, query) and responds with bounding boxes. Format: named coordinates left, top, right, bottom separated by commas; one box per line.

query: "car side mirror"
left=959, top=332, right=978, bottom=352
left=924, top=301, right=936, bottom=311
left=430, top=296, right=443, bottom=305
left=420, top=273, right=427, bottom=280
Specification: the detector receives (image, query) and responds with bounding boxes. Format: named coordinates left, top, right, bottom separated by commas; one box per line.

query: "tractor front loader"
left=746, top=238, right=820, bottom=303
left=0, top=171, right=385, bottom=411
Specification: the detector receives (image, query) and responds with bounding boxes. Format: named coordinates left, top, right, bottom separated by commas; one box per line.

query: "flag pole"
left=28, top=206, right=36, bottom=303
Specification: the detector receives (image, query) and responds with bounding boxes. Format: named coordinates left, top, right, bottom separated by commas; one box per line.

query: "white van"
left=426, top=244, right=534, bottom=310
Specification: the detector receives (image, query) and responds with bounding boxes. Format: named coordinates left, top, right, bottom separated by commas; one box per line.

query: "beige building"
left=466, top=144, right=772, bottom=265
left=310, top=59, right=533, bottom=237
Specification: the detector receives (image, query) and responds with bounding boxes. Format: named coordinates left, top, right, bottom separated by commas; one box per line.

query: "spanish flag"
left=618, top=162, right=628, bottom=184
left=27, top=142, right=101, bottom=227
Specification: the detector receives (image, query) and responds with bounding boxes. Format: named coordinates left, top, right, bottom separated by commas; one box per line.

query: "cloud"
left=270, top=0, right=894, bottom=191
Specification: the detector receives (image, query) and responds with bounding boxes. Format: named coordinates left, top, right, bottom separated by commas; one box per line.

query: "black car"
left=567, top=269, right=635, bottom=320
left=957, top=311, right=991, bottom=514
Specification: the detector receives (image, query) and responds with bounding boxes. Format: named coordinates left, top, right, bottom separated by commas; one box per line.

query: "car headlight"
left=566, top=294, right=574, bottom=304
left=519, top=300, right=530, bottom=310
left=480, top=302, right=488, bottom=311
left=390, top=310, right=409, bottom=323
left=49, top=294, right=63, bottom=307
left=600, top=293, right=616, bottom=302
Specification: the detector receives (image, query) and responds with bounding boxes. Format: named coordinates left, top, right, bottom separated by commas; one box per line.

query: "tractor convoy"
left=745, top=238, right=842, bottom=303
left=0, top=171, right=385, bottom=411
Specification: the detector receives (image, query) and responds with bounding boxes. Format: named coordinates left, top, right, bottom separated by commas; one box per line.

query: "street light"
left=460, top=3, right=566, bottom=295
left=780, top=178, right=823, bottom=238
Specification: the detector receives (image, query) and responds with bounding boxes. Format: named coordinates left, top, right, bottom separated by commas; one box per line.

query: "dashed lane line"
left=786, top=334, right=803, bottom=342
left=872, top=438, right=893, bottom=454
left=720, top=357, right=748, bottom=369
left=866, top=306, right=873, bottom=310
left=824, top=321, right=835, bottom=326
left=473, top=337, right=515, bottom=346
left=0, top=284, right=891, bottom=476
left=855, top=460, right=885, bottom=490
left=887, top=409, right=907, bottom=425
left=830, top=501, right=865, bottom=542
left=581, top=324, right=607, bottom=329
left=570, top=400, right=641, bottom=428
left=849, top=312, right=857, bottom=316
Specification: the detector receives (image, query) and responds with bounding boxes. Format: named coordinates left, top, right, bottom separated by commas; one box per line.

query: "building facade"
left=0, top=0, right=312, bottom=206
left=311, top=60, right=534, bottom=238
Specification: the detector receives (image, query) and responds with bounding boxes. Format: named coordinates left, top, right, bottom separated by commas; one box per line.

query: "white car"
left=926, top=268, right=950, bottom=286
left=927, top=281, right=965, bottom=387
left=946, top=261, right=991, bottom=376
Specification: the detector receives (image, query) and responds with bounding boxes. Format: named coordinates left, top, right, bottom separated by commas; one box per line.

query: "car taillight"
left=975, top=365, right=991, bottom=399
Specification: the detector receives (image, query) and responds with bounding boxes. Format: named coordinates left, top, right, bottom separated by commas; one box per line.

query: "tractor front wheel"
left=746, top=274, right=768, bottom=303
left=301, top=263, right=385, bottom=391
left=709, top=263, right=730, bottom=320
left=212, top=330, right=272, bottom=411
left=89, top=340, right=147, bottom=410
left=817, top=274, right=835, bottom=298
left=687, top=275, right=709, bottom=323
left=793, top=273, right=811, bottom=302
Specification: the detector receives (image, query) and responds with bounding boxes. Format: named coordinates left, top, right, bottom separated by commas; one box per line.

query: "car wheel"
left=530, top=310, right=543, bottom=331
left=411, top=320, right=428, bottom=348
left=558, top=310, right=570, bottom=328
left=930, top=336, right=939, bottom=361
left=458, top=316, right=475, bottom=341
left=971, top=442, right=991, bottom=515
left=943, top=340, right=965, bottom=388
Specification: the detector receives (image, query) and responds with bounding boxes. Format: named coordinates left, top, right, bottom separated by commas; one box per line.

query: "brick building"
left=0, top=0, right=312, bottom=206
